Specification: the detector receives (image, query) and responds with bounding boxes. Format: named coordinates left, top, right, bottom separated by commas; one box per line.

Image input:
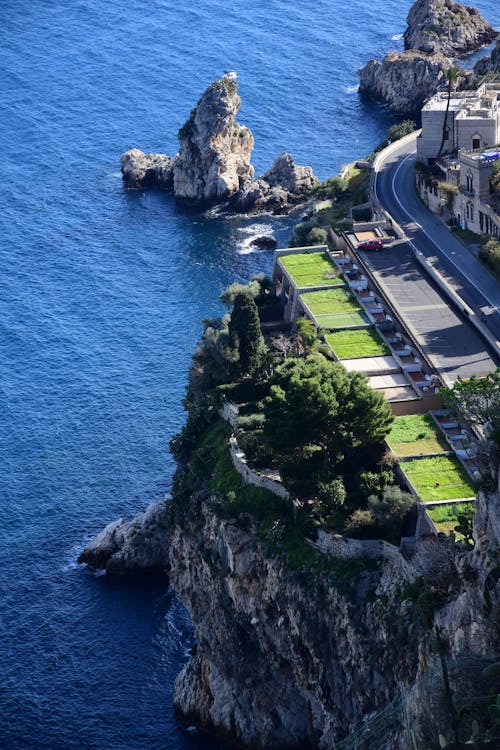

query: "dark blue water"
left=1, top=1, right=498, bottom=748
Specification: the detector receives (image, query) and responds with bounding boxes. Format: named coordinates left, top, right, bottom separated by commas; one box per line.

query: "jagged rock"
left=78, top=498, right=170, bottom=574
left=475, top=39, right=500, bottom=75
left=120, top=148, right=176, bottom=189
left=120, top=77, right=317, bottom=215
left=358, top=50, right=451, bottom=114
left=173, top=78, right=255, bottom=203
left=405, top=0, right=497, bottom=57
left=249, top=235, right=277, bottom=250
left=261, top=152, right=319, bottom=194
left=226, top=154, right=318, bottom=215
left=358, top=0, right=496, bottom=114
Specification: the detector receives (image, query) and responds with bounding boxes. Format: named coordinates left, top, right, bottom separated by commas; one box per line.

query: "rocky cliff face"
left=475, top=39, right=500, bottom=76
left=169, top=499, right=423, bottom=749
left=120, top=77, right=317, bottom=214
left=173, top=78, right=254, bottom=202
left=404, top=0, right=497, bottom=57
left=358, top=0, right=497, bottom=114
left=358, top=51, right=450, bottom=114
left=79, top=460, right=499, bottom=747
left=168, top=473, right=499, bottom=749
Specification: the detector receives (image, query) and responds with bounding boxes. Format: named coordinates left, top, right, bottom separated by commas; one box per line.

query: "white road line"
left=384, top=149, right=500, bottom=316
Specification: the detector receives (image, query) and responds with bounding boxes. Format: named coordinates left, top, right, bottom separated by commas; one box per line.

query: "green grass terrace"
left=426, top=502, right=475, bottom=536
left=300, top=287, right=370, bottom=329
left=387, top=414, right=450, bottom=457
left=402, top=455, right=476, bottom=503
left=325, top=328, right=390, bottom=360
left=279, top=251, right=343, bottom=288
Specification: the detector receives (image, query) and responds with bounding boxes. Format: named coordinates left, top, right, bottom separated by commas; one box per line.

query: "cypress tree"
left=229, top=291, right=265, bottom=376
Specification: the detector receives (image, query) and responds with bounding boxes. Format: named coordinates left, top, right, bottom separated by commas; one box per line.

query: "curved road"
left=373, top=132, right=500, bottom=343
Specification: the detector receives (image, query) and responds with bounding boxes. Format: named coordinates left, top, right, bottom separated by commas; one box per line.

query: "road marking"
left=389, top=151, right=500, bottom=316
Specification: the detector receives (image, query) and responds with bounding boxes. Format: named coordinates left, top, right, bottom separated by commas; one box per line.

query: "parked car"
left=357, top=239, right=383, bottom=251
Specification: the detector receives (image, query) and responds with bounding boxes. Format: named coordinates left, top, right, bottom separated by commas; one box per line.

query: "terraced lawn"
left=387, top=414, right=449, bottom=457
left=279, top=251, right=343, bottom=288
left=314, top=311, right=370, bottom=329
left=325, top=328, right=390, bottom=359
left=426, top=502, right=475, bottom=537
left=402, top=455, right=476, bottom=502
left=301, top=287, right=362, bottom=316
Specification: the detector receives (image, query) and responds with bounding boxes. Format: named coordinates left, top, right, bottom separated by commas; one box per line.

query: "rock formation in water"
left=173, top=77, right=254, bottom=202
left=77, top=498, right=170, bottom=574
left=358, top=0, right=498, bottom=114
left=120, top=76, right=317, bottom=215
left=358, top=50, right=450, bottom=114
left=120, top=149, right=176, bottom=190
left=404, top=0, right=497, bottom=57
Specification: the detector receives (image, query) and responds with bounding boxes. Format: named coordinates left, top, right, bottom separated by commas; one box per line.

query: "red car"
left=357, top=239, right=383, bottom=251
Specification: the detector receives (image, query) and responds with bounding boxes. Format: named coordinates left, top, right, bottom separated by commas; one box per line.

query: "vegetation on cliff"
left=169, top=276, right=418, bottom=562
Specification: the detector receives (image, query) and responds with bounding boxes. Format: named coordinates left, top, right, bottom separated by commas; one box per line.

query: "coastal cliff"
left=120, top=76, right=317, bottom=214
left=358, top=0, right=497, bottom=114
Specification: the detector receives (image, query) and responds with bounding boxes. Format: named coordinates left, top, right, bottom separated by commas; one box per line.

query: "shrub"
left=479, top=237, right=500, bottom=278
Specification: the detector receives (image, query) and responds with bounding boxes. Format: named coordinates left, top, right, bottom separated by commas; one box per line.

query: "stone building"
left=417, top=82, right=500, bottom=165
left=416, top=81, right=500, bottom=236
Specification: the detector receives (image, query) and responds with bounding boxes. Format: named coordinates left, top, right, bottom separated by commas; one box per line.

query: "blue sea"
left=1, top=1, right=498, bottom=748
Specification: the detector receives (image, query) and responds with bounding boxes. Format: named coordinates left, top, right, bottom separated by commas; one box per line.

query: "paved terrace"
left=349, top=236, right=497, bottom=385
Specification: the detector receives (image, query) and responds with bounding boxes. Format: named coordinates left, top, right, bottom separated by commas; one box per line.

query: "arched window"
left=467, top=203, right=474, bottom=222
left=466, top=170, right=473, bottom=192
left=472, top=135, right=481, bottom=150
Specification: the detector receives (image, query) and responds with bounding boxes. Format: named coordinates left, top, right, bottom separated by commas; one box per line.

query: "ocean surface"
left=1, top=1, right=498, bottom=748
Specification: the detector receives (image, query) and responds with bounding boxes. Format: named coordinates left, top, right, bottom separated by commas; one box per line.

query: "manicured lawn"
left=301, top=287, right=362, bottom=315
left=387, top=414, right=450, bottom=457
left=325, top=328, right=390, bottom=359
left=314, top=311, right=370, bottom=328
left=402, top=455, right=476, bottom=502
left=427, top=502, right=475, bottom=537
left=280, top=251, right=343, bottom=288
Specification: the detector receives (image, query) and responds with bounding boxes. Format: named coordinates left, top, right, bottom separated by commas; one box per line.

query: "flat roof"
left=341, top=355, right=399, bottom=374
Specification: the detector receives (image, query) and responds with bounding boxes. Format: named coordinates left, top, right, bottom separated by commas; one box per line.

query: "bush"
left=479, top=237, right=500, bottom=278
left=304, top=226, right=328, bottom=246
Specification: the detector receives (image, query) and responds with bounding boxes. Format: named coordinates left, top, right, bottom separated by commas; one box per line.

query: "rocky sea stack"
left=120, top=75, right=318, bottom=215
left=358, top=0, right=498, bottom=114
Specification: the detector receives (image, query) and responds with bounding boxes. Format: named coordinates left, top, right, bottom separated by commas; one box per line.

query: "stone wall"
left=229, top=436, right=290, bottom=502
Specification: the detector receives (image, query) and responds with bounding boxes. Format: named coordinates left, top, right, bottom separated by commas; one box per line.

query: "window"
left=465, top=170, right=473, bottom=192
left=472, top=137, right=481, bottom=150
left=443, top=128, right=449, bottom=141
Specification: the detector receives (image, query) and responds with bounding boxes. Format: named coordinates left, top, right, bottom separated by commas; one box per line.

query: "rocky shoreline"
left=358, top=0, right=498, bottom=114
left=121, top=75, right=318, bottom=216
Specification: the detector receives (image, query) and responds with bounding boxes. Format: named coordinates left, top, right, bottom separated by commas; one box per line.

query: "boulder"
left=249, top=235, right=278, bottom=250
left=77, top=498, right=170, bottom=574
left=261, top=152, right=318, bottom=194
left=120, top=148, right=175, bottom=189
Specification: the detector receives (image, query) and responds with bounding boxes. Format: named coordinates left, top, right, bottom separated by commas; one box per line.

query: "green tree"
left=229, top=291, right=266, bottom=377
left=263, top=355, right=393, bottom=462
left=436, top=66, right=462, bottom=162
left=441, top=368, right=500, bottom=444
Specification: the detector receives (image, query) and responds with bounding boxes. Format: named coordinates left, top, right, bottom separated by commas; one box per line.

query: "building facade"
left=417, top=82, right=500, bottom=166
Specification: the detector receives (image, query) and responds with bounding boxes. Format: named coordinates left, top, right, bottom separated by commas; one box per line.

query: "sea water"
left=1, top=1, right=498, bottom=747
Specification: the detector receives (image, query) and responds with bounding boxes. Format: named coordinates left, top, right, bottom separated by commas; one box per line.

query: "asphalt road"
left=356, top=239, right=497, bottom=383
left=373, top=132, right=500, bottom=342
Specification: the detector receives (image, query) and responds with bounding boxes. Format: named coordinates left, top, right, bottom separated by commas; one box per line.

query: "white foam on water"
left=236, top=223, right=275, bottom=254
